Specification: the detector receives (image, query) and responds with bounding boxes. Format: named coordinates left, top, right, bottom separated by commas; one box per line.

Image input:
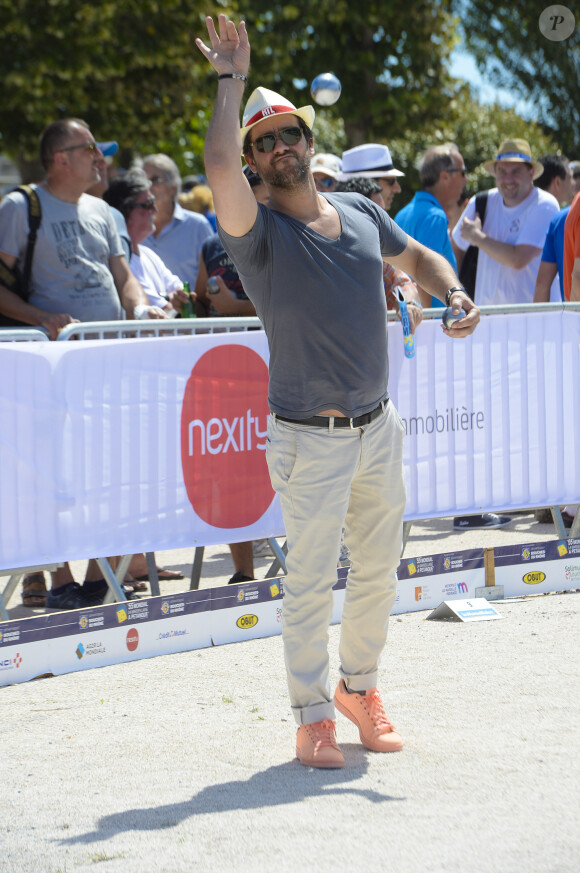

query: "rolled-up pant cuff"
left=292, top=700, right=335, bottom=725
left=338, top=668, right=379, bottom=693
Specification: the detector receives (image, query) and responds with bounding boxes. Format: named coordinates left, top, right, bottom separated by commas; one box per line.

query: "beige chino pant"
left=266, top=401, right=406, bottom=725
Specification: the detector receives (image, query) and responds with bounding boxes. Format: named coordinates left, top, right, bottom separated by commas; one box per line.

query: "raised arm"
left=195, top=15, right=257, bottom=238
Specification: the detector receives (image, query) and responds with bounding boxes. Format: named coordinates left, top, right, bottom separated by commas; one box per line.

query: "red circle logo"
left=180, top=345, right=274, bottom=528
left=126, top=628, right=139, bottom=652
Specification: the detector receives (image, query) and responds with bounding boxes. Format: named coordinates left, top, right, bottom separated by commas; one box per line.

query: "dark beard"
left=261, top=152, right=311, bottom=190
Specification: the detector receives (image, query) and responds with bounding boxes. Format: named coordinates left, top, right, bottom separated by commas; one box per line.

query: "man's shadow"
left=61, top=746, right=405, bottom=845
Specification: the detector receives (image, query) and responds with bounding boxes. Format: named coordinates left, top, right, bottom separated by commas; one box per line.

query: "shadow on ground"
left=60, top=750, right=405, bottom=845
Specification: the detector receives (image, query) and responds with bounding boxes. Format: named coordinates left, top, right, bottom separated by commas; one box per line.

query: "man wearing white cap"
left=452, top=138, right=559, bottom=306
left=339, top=143, right=404, bottom=212
left=310, top=153, right=342, bottom=193
left=196, top=14, right=480, bottom=769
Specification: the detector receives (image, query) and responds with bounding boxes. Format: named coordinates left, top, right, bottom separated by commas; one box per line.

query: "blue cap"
left=97, top=141, right=118, bottom=157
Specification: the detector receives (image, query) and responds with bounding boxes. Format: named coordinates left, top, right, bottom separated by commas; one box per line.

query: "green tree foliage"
left=458, top=1, right=580, bottom=155
left=389, top=84, right=560, bottom=207
left=1, top=0, right=460, bottom=177
left=240, top=0, right=460, bottom=144
left=0, top=0, right=214, bottom=176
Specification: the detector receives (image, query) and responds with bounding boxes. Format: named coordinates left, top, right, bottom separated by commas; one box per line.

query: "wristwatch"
left=445, top=286, right=465, bottom=306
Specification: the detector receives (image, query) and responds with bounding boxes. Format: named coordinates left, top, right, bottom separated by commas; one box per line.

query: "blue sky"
left=449, top=49, right=534, bottom=118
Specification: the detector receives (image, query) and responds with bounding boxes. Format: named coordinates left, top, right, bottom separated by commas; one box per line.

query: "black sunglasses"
left=251, top=126, right=302, bottom=154
left=131, top=197, right=156, bottom=211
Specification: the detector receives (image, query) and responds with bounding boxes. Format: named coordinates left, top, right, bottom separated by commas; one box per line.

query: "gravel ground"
left=1, top=513, right=579, bottom=872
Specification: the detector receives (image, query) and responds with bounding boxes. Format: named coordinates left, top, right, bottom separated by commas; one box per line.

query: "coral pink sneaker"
left=296, top=719, right=345, bottom=769
left=334, top=679, right=403, bottom=752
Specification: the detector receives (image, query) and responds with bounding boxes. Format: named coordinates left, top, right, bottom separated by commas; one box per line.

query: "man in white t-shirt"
left=452, top=138, right=559, bottom=305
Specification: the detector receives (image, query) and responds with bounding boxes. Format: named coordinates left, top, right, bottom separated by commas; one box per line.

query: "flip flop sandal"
left=22, top=572, right=48, bottom=607
left=133, top=568, right=184, bottom=582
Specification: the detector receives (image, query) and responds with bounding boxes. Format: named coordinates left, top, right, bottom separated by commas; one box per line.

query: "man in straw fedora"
left=452, top=138, right=559, bottom=306
left=196, top=14, right=480, bottom=769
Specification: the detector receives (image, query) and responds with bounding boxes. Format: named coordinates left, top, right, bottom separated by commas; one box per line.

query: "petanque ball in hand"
left=442, top=306, right=467, bottom=328
left=310, top=73, right=342, bottom=106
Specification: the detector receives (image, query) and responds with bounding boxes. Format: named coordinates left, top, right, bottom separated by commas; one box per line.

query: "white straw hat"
left=241, top=87, right=315, bottom=143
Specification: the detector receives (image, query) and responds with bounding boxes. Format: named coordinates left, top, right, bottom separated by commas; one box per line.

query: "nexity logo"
left=181, top=345, right=274, bottom=528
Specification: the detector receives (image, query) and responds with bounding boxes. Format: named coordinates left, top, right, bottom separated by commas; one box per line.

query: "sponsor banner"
left=393, top=567, right=484, bottom=615
left=1, top=312, right=579, bottom=571
left=493, top=537, right=580, bottom=566
left=0, top=332, right=284, bottom=570
left=210, top=576, right=285, bottom=644
left=0, top=643, right=41, bottom=684
left=397, top=548, right=483, bottom=581
left=2, top=539, right=580, bottom=687
left=211, top=600, right=282, bottom=645
left=492, top=537, right=580, bottom=597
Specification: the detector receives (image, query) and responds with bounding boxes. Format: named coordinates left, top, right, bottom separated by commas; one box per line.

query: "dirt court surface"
left=1, top=513, right=579, bottom=872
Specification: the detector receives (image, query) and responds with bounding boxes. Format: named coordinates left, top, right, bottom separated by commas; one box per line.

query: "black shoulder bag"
left=0, top=185, right=42, bottom=328
left=458, top=190, right=488, bottom=302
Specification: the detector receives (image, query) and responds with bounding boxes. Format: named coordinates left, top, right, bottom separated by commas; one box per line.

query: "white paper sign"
left=427, top=598, right=503, bottom=622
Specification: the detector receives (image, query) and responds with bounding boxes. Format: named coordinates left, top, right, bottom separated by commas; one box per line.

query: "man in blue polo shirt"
left=533, top=207, right=570, bottom=302
left=395, top=143, right=467, bottom=308
left=141, top=153, right=213, bottom=288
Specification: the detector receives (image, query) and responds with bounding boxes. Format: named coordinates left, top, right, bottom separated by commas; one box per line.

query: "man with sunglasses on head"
left=395, top=143, right=467, bottom=309
left=0, top=118, right=166, bottom=339
left=0, top=118, right=164, bottom=339
left=196, top=14, right=479, bottom=769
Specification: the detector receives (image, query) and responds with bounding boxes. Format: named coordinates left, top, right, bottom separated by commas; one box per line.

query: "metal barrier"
left=56, top=317, right=262, bottom=341
left=1, top=303, right=578, bottom=617
left=17, top=302, right=580, bottom=344
left=0, top=327, right=49, bottom=341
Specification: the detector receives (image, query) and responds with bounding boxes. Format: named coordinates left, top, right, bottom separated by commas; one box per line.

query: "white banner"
left=0, top=311, right=579, bottom=570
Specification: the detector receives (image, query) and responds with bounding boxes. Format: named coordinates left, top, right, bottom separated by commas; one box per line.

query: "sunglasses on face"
left=316, top=177, right=336, bottom=189
left=59, top=142, right=100, bottom=155
left=131, top=197, right=156, bottom=211
left=381, top=178, right=398, bottom=187
left=251, top=126, right=302, bottom=153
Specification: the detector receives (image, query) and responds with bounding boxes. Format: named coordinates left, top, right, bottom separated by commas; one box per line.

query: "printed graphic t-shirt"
left=0, top=186, right=124, bottom=320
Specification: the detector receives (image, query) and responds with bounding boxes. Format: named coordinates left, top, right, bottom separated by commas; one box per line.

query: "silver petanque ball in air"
left=310, top=73, right=342, bottom=106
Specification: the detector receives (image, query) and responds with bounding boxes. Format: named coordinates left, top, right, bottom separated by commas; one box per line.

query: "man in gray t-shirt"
left=0, top=117, right=164, bottom=339
left=197, top=15, right=480, bottom=769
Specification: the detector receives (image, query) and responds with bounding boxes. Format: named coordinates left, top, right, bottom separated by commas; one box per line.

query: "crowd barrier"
left=2, top=534, right=580, bottom=687
left=1, top=305, right=579, bottom=614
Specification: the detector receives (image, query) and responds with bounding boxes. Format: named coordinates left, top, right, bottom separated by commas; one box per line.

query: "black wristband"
left=445, top=286, right=465, bottom=306
left=218, top=73, right=248, bottom=82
